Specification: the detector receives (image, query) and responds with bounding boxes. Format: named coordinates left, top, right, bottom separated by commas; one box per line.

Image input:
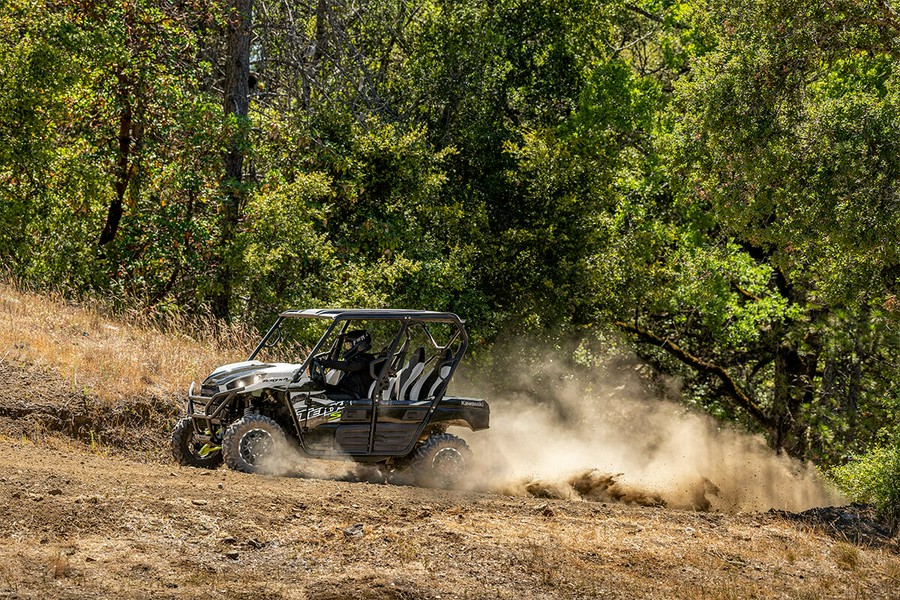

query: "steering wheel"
left=309, top=357, right=327, bottom=387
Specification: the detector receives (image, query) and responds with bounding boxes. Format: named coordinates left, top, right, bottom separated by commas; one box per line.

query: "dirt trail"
left=0, top=353, right=897, bottom=598
left=0, top=440, right=897, bottom=600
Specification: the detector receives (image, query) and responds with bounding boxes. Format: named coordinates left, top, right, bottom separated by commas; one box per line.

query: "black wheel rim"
left=189, top=438, right=207, bottom=459
left=432, top=447, right=465, bottom=484
left=239, top=428, right=274, bottom=466
left=182, top=423, right=218, bottom=461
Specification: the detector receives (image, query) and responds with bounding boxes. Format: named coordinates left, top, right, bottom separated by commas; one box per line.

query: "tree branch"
left=615, top=320, right=772, bottom=428
left=731, top=282, right=761, bottom=303
left=624, top=3, right=688, bottom=29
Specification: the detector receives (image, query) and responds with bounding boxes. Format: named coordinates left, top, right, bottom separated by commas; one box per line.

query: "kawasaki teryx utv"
left=170, top=309, right=489, bottom=487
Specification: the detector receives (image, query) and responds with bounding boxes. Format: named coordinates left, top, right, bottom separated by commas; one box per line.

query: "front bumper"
left=185, top=382, right=236, bottom=440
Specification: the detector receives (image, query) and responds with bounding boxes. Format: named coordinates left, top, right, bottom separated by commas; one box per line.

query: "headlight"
left=227, top=373, right=264, bottom=390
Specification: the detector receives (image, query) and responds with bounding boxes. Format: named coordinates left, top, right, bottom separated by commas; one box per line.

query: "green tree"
left=0, top=3, right=81, bottom=266
left=604, top=0, right=900, bottom=460
left=0, top=1, right=237, bottom=313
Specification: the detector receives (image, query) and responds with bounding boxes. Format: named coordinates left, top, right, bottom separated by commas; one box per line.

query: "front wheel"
left=170, top=417, right=223, bottom=469
left=409, top=433, right=472, bottom=488
left=222, top=414, right=289, bottom=474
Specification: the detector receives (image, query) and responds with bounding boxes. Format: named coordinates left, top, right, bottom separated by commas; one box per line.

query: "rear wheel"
left=409, top=433, right=472, bottom=488
left=222, top=414, right=288, bottom=474
left=170, top=417, right=223, bottom=469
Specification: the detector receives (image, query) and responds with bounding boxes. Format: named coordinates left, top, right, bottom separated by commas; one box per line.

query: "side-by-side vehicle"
left=170, top=309, right=490, bottom=486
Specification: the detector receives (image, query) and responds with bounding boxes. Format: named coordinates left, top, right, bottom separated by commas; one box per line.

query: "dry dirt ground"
left=1, top=358, right=899, bottom=599
left=1, top=441, right=899, bottom=600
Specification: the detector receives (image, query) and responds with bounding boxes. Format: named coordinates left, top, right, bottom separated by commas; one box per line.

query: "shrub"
left=831, top=443, right=900, bottom=534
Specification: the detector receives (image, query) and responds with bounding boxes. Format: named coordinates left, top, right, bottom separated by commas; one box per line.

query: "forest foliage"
left=1, top=0, right=898, bottom=499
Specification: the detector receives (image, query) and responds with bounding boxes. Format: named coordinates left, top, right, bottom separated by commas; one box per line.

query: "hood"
left=201, top=361, right=298, bottom=394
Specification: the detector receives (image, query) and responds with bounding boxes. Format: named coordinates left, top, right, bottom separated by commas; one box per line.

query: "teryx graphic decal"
left=293, top=401, right=347, bottom=425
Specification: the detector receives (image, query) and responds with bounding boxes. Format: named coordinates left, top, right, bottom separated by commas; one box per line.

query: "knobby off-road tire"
left=409, top=433, right=472, bottom=488
left=222, top=414, right=288, bottom=474
left=170, top=417, right=224, bottom=469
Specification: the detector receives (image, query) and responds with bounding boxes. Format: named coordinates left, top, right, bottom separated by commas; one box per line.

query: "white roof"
left=279, top=308, right=465, bottom=323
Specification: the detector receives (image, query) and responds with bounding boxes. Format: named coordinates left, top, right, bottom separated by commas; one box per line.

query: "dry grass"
left=884, top=557, right=900, bottom=582
left=833, top=542, right=861, bottom=571
left=0, top=281, right=250, bottom=403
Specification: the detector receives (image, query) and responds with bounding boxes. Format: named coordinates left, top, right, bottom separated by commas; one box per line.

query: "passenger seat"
left=389, top=347, right=426, bottom=402
left=409, top=347, right=454, bottom=401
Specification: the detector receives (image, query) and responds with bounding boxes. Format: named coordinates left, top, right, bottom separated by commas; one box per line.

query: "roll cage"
left=248, top=309, right=470, bottom=397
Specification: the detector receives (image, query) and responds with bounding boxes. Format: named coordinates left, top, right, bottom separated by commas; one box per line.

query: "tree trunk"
left=302, top=0, right=329, bottom=111
left=98, top=78, right=134, bottom=246
left=212, top=0, right=253, bottom=321
left=770, top=340, right=818, bottom=456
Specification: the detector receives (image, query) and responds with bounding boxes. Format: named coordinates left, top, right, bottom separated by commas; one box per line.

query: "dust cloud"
left=459, top=359, right=844, bottom=513
left=256, top=346, right=844, bottom=513
left=256, top=439, right=376, bottom=482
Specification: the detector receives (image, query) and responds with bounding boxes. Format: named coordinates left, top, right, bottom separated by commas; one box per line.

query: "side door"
left=328, top=319, right=402, bottom=455
left=372, top=321, right=459, bottom=454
